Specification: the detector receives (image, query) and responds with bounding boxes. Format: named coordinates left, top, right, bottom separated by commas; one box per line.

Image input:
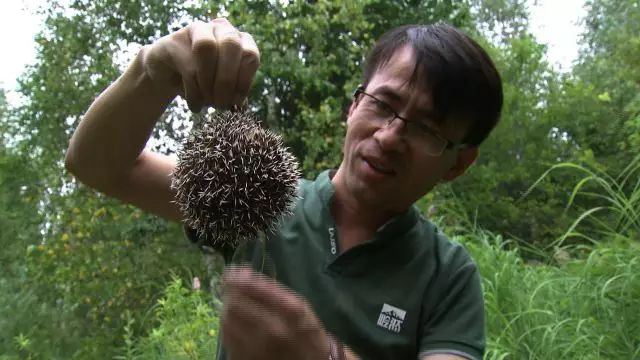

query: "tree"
left=567, top=0, right=640, bottom=171
left=470, top=0, right=530, bottom=43
left=430, top=34, right=581, bottom=249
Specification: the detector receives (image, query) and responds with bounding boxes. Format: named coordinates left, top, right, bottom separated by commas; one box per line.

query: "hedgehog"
left=171, top=108, right=301, bottom=252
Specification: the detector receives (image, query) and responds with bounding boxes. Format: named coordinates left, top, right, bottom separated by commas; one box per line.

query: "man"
left=66, top=17, right=502, bottom=360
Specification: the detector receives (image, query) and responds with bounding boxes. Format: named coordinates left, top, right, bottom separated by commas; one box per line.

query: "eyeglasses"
left=353, top=86, right=469, bottom=156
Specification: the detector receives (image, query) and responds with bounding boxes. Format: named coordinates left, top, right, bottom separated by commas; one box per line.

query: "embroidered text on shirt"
left=328, top=227, right=337, bottom=255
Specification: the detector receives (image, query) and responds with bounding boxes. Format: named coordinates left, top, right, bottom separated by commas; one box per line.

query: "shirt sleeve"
left=418, top=244, right=485, bottom=360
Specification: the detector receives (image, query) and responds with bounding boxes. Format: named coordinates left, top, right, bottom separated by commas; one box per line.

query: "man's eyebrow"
left=370, top=85, right=403, bottom=102
left=372, top=85, right=438, bottom=120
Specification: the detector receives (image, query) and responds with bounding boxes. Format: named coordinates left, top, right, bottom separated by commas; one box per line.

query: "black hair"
left=362, top=24, right=503, bottom=146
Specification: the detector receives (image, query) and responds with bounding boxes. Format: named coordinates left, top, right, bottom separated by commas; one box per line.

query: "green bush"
left=118, top=277, right=219, bottom=360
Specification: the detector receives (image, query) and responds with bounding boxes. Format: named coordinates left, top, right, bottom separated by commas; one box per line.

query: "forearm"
left=65, top=46, right=176, bottom=191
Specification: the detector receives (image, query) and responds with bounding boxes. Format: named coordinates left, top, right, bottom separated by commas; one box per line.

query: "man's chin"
left=348, top=177, right=393, bottom=206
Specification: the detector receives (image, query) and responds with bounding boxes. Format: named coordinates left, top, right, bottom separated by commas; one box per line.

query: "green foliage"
left=0, top=197, right=210, bottom=358
left=2, top=102, right=212, bottom=357
left=470, top=0, right=530, bottom=43
left=117, top=277, right=219, bottom=360
left=461, top=231, right=640, bottom=359
left=568, top=0, right=640, bottom=169
left=431, top=34, right=579, bottom=246
left=429, top=0, right=640, bottom=248
left=524, top=154, right=640, bottom=250
left=0, top=102, right=50, bottom=357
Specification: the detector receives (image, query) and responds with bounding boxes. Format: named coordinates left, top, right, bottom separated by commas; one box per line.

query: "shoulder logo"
left=328, top=227, right=337, bottom=254
left=376, top=303, right=406, bottom=333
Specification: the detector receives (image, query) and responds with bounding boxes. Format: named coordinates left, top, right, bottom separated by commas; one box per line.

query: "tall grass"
left=460, top=231, right=640, bottom=359
left=471, top=153, right=640, bottom=359
left=523, top=153, right=640, bottom=251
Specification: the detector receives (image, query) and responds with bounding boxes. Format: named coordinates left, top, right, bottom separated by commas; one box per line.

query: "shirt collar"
left=312, top=169, right=420, bottom=245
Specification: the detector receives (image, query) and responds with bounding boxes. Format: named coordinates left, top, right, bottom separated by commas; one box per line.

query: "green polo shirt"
left=191, top=170, right=485, bottom=360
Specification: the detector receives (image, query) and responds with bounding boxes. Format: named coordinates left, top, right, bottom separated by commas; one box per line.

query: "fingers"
left=221, top=291, right=268, bottom=350
left=190, top=20, right=217, bottom=101
left=235, top=32, right=260, bottom=105
left=223, top=266, right=309, bottom=325
left=140, top=18, right=259, bottom=111
left=182, top=72, right=204, bottom=113
left=221, top=266, right=330, bottom=360
left=184, top=18, right=259, bottom=110
left=212, top=20, right=243, bottom=108
left=169, top=26, right=204, bottom=112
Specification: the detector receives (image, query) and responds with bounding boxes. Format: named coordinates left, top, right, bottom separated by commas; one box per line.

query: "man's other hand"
left=222, top=266, right=331, bottom=360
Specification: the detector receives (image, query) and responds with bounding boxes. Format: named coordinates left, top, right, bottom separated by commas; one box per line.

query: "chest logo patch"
left=376, top=303, right=406, bottom=333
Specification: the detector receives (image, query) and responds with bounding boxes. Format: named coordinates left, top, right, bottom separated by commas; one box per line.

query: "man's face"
left=333, top=46, right=476, bottom=214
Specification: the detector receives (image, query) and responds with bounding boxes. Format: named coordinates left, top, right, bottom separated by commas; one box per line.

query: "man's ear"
left=442, top=147, right=478, bottom=182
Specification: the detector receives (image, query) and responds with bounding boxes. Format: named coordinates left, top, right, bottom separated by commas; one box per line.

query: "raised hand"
left=141, top=18, right=260, bottom=112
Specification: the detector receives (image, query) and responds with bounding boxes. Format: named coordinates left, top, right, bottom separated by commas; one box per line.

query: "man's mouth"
left=363, top=156, right=395, bottom=175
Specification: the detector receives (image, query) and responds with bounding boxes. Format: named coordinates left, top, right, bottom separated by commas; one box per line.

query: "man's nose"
left=373, top=117, right=407, bottom=151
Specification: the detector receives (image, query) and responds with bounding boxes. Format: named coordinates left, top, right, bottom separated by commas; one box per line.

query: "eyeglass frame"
left=352, top=85, right=470, bottom=156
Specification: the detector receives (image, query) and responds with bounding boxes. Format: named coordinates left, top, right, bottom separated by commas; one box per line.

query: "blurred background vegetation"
left=1, top=0, right=638, bottom=358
